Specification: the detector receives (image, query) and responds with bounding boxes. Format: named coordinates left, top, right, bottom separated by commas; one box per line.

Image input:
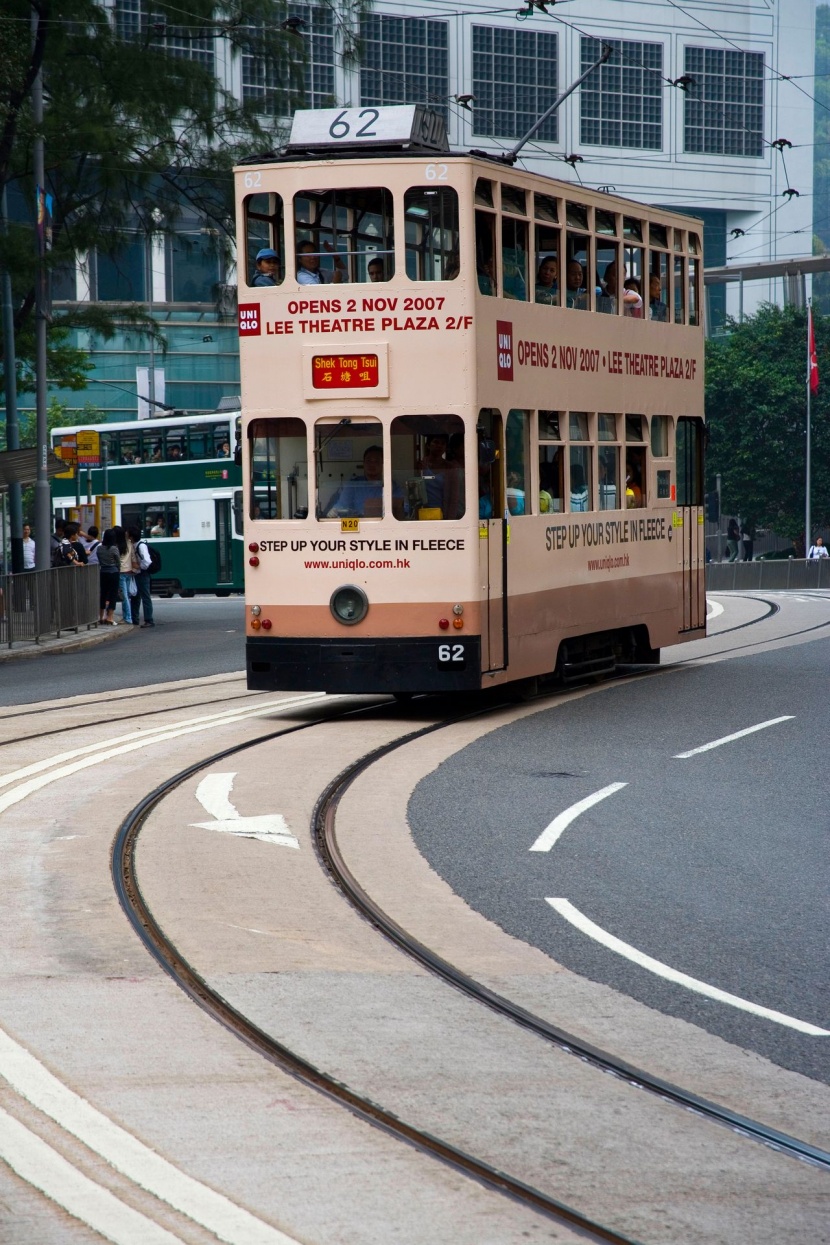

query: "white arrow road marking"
left=673, top=716, right=794, bottom=759
left=706, top=598, right=724, bottom=620
left=547, top=899, right=830, bottom=1036
left=191, top=773, right=299, bottom=848
left=529, top=782, right=627, bottom=853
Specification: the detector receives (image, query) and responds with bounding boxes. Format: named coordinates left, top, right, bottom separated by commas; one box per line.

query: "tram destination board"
left=312, top=353, right=379, bottom=390
left=288, top=105, right=448, bottom=153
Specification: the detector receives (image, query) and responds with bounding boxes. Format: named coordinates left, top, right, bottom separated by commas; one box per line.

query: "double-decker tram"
left=237, top=106, right=705, bottom=694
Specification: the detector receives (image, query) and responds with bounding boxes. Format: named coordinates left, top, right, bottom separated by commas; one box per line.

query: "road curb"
left=0, top=622, right=138, bottom=663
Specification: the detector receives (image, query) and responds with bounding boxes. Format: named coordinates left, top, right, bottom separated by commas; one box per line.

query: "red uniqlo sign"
left=312, top=353, right=379, bottom=389
left=496, top=321, right=513, bottom=381
left=238, top=303, right=261, bottom=336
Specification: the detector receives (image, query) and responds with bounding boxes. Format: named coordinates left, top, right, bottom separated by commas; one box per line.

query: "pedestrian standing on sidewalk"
left=126, top=524, right=154, bottom=627
left=114, top=525, right=136, bottom=625
left=22, top=525, right=35, bottom=569
left=97, top=529, right=121, bottom=624
left=726, top=517, right=740, bottom=562
left=807, top=536, right=829, bottom=559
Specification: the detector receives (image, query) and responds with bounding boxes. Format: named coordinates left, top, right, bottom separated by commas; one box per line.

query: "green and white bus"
left=51, top=411, right=243, bottom=596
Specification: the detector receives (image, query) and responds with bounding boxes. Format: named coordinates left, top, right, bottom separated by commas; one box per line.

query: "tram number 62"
left=438, top=643, right=466, bottom=669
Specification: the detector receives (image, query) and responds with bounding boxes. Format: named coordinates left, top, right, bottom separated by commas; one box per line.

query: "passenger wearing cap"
left=252, top=247, right=279, bottom=286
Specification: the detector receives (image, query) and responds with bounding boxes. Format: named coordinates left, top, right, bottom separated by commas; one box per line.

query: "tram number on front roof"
left=438, top=643, right=466, bottom=669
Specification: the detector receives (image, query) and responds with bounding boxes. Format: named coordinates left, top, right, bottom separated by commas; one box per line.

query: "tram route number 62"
left=438, top=642, right=466, bottom=669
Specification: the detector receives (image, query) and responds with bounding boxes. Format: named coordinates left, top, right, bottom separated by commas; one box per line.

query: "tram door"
left=215, top=497, right=234, bottom=585
left=676, top=417, right=705, bottom=632
left=478, top=409, right=507, bottom=670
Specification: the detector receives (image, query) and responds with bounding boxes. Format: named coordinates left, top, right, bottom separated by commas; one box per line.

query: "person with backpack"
left=127, top=524, right=155, bottom=627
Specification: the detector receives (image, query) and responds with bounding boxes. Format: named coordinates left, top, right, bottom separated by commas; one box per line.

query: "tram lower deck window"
left=249, top=418, right=309, bottom=520
left=315, top=419, right=386, bottom=518
left=390, top=415, right=465, bottom=520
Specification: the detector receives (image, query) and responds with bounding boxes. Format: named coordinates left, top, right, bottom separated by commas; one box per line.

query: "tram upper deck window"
left=476, top=210, right=497, bottom=296
left=538, top=410, right=562, bottom=441
left=625, top=415, right=644, bottom=442
left=390, top=414, right=465, bottom=521
left=623, top=245, right=645, bottom=317
left=315, top=418, right=387, bottom=519
left=475, top=178, right=494, bottom=207
left=565, top=233, right=590, bottom=310
left=596, top=242, right=620, bottom=315
left=294, top=188, right=393, bottom=285
left=648, top=250, right=669, bottom=321
left=595, top=209, right=617, bottom=237
left=502, top=216, right=528, bottom=301
left=404, top=187, right=459, bottom=282
left=534, top=193, right=558, bottom=223
left=674, top=255, right=686, bottom=324
left=244, top=193, right=284, bottom=288
left=501, top=184, right=527, bottom=216
left=249, top=418, right=309, bottom=520
left=569, top=412, right=590, bottom=441
left=623, top=217, right=643, bottom=242
left=649, top=223, right=668, bottom=249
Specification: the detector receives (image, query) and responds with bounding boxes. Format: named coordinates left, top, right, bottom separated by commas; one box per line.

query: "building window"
left=115, top=0, right=214, bottom=68
left=580, top=37, right=663, bottom=150
left=683, top=47, right=764, bottom=157
left=471, top=27, right=558, bottom=142
left=242, top=5, right=335, bottom=115
left=360, top=16, right=448, bottom=118
left=166, top=232, right=221, bottom=303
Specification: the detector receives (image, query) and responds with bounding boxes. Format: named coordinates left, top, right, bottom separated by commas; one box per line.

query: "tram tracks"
left=110, top=685, right=828, bottom=1243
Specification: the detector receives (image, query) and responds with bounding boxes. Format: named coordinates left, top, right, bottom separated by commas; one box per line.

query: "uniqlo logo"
left=496, top=321, right=513, bottom=381
left=238, top=303, right=261, bottom=336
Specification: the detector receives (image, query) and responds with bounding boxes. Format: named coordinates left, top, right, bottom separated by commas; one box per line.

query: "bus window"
left=599, top=446, right=619, bottom=510
left=569, top=447, right=592, bottom=512
left=501, top=216, right=528, bottom=301
left=390, top=414, right=465, bottom=520
left=648, top=251, right=669, bottom=321
left=596, top=243, right=620, bottom=315
left=539, top=445, right=564, bottom=513
left=404, top=187, right=459, bottom=282
left=475, top=210, right=497, bottom=295
left=623, top=247, right=644, bottom=317
left=674, top=255, right=686, bottom=324
left=250, top=418, right=308, bottom=520
left=506, top=409, right=529, bottom=514
left=688, top=257, right=700, bottom=326
left=314, top=418, right=384, bottom=519
left=294, top=188, right=393, bottom=285
left=534, top=224, right=560, bottom=305
left=477, top=409, right=502, bottom=520
left=244, top=192, right=284, bottom=288
left=122, top=503, right=179, bottom=538
left=565, top=234, right=590, bottom=310
left=651, top=415, right=670, bottom=457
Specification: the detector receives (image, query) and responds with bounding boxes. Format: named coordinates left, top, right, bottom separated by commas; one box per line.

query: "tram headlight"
left=330, top=585, right=368, bottom=626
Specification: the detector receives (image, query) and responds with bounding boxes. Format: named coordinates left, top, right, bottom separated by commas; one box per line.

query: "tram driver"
left=325, top=445, right=402, bottom=518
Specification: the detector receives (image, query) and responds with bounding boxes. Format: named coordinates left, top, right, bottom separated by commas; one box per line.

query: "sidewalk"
left=0, top=620, right=137, bottom=663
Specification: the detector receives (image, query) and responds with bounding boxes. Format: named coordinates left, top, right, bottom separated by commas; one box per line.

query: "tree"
left=814, top=6, right=830, bottom=313
left=0, top=0, right=306, bottom=395
left=705, top=304, right=830, bottom=543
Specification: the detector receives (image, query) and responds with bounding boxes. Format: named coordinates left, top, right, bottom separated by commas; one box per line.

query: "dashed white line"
left=529, top=783, right=627, bottom=853
left=673, top=716, right=794, bottom=759
left=546, top=900, right=830, bottom=1036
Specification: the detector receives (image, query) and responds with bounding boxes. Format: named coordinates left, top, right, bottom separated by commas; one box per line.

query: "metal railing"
left=707, top=559, right=830, bottom=592
left=0, top=564, right=100, bottom=648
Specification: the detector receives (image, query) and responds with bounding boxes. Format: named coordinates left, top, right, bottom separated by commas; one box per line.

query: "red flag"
left=809, top=307, right=819, bottom=394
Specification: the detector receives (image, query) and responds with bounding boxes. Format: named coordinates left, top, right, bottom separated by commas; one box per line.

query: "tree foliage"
left=705, top=304, right=830, bottom=543
left=1, top=0, right=305, bottom=393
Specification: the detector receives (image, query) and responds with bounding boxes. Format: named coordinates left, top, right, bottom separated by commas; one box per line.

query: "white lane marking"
left=0, top=1108, right=183, bottom=1245
left=673, top=716, right=794, bottom=759
left=191, top=773, right=299, bottom=848
left=706, top=599, right=724, bottom=620
left=547, top=899, right=830, bottom=1036
left=529, top=783, right=627, bottom=853
left=0, top=1030, right=302, bottom=1244
left=0, top=692, right=330, bottom=793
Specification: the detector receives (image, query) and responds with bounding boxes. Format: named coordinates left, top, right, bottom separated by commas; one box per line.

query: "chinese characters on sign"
left=312, top=354, right=379, bottom=389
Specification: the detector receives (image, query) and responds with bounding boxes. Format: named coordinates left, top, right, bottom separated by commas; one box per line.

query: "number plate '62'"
left=438, top=642, right=466, bottom=669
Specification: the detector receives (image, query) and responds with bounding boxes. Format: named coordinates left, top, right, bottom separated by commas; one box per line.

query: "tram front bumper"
left=246, top=635, right=482, bottom=694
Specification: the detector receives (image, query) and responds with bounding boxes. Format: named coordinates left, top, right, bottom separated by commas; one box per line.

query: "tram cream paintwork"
left=237, top=153, right=705, bottom=686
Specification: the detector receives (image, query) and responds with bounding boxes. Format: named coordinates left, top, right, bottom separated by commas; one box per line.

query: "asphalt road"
left=409, top=638, right=830, bottom=1084
left=0, top=596, right=245, bottom=706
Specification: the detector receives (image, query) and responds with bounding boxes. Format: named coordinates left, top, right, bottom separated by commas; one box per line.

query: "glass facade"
left=114, top=0, right=214, bottom=67
left=472, top=27, right=558, bottom=142
left=581, top=37, right=663, bottom=150
left=242, top=4, right=336, bottom=114
left=684, top=46, right=764, bottom=157
left=360, top=15, right=449, bottom=119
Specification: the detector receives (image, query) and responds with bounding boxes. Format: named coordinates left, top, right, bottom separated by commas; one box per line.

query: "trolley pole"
left=32, top=11, right=51, bottom=571
left=503, top=45, right=612, bottom=164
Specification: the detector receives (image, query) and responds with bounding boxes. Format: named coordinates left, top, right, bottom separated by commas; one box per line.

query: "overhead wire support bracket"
left=498, top=43, right=612, bottom=165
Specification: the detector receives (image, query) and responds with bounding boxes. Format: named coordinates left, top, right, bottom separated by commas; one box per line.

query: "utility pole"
left=32, top=10, right=51, bottom=570
left=1, top=185, right=24, bottom=572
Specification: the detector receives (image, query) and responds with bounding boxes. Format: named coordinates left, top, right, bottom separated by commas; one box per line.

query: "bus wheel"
left=216, top=589, right=231, bottom=597
left=180, top=589, right=196, bottom=598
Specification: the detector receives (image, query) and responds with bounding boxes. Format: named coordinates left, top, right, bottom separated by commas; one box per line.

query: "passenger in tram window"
left=296, top=240, right=345, bottom=285
left=624, top=277, right=644, bottom=318
left=506, top=473, right=525, bottom=515
left=535, top=256, right=559, bottom=304
left=251, top=248, right=280, bottom=287
left=649, top=274, right=668, bottom=322
left=477, top=258, right=495, bottom=296
left=570, top=463, right=589, bottom=511
left=367, top=257, right=384, bottom=283
left=419, top=434, right=449, bottom=509
left=625, top=460, right=644, bottom=508
left=597, top=263, right=617, bottom=315
left=565, top=261, right=587, bottom=309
